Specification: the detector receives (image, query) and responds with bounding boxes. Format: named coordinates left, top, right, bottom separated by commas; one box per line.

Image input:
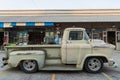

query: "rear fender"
left=8, top=50, right=45, bottom=69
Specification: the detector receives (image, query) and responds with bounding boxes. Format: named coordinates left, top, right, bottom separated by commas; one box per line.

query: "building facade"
left=0, top=9, right=120, bottom=50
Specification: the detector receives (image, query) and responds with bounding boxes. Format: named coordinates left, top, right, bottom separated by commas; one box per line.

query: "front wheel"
left=20, top=60, right=38, bottom=73
left=84, top=58, right=103, bottom=73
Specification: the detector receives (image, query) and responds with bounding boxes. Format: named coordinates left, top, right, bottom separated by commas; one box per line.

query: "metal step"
left=45, top=59, right=62, bottom=65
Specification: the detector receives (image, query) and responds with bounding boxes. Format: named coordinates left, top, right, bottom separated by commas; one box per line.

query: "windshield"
left=84, top=32, right=90, bottom=40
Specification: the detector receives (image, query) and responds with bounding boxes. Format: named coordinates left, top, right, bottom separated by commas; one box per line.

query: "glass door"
left=116, top=31, right=120, bottom=50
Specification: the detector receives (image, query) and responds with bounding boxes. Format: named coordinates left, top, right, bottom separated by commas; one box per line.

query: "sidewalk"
left=114, top=50, right=120, bottom=53
left=112, top=50, right=120, bottom=67
left=0, top=50, right=5, bottom=53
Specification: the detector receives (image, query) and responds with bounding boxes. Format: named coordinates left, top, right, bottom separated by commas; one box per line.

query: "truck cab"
left=2, top=28, right=115, bottom=73
left=61, top=28, right=91, bottom=64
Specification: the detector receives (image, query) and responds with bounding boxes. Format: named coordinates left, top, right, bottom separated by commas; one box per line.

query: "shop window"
left=93, top=33, right=100, bottom=39
left=0, top=32, right=4, bottom=46
left=9, top=31, right=19, bottom=44
left=28, top=32, right=45, bottom=45
left=103, top=31, right=107, bottom=42
left=44, top=32, right=55, bottom=44
left=18, top=32, right=28, bottom=45
left=44, top=27, right=63, bottom=44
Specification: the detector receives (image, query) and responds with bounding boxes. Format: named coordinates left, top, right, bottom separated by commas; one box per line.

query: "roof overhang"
left=0, top=9, right=120, bottom=22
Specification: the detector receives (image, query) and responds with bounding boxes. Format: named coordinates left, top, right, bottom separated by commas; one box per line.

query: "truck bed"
left=5, top=45, right=61, bottom=59
left=5, top=45, right=61, bottom=48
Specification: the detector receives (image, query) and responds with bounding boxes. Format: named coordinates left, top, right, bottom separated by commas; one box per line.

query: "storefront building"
left=0, top=9, right=120, bottom=50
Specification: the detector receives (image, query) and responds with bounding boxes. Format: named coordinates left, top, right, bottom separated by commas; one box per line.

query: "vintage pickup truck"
left=2, top=28, right=115, bottom=73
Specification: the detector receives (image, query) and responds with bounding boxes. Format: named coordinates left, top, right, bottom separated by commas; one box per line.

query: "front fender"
left=77, top=54, right=108, bottom=69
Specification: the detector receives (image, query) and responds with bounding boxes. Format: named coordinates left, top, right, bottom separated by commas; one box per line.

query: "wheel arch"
left=16, top=59, right=39, bottom=67
left=84, top=56, right=108, bottom=63
left=17, top=57, right=45, bottom=70
left=18, top=59, right=39, bottom=67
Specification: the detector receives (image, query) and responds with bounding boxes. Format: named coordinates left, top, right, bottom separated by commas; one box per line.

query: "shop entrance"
left=107, top=31, right=116, bottom=45
left=28, top=32, right=44, bottom=44
left=0, top=32, right=4, bottom=46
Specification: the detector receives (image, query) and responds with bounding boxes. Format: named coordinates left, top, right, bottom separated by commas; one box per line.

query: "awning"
left=0, top=22, right=54, bottom=28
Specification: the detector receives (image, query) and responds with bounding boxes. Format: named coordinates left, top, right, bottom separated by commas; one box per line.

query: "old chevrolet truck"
left=2, top=28, right=115, bottom=73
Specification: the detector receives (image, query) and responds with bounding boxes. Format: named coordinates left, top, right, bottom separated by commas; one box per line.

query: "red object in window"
left=4, top=35, right=9, bottom=44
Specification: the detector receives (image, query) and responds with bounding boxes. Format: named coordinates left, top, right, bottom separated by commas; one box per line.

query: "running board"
left=40, top=65, right=81, bottom=71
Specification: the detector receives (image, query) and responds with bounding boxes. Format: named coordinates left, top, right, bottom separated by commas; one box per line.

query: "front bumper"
left=108, top=59, right=115, bottom=66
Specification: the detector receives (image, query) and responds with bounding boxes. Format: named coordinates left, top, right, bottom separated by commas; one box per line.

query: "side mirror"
left=67, top=40, right=72, bottom=44
left=89, top=39, right=92, bottom=42
left=69, top=37, right=72, bottom=40
left=87, top=39, right=91, bottom=44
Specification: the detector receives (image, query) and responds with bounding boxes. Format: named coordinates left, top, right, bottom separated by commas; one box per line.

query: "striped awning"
left=0, top=22, right=54, bottom=28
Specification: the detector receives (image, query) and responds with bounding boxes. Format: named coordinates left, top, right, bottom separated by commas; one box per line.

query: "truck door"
left=66, top=31, right=83, bottom=64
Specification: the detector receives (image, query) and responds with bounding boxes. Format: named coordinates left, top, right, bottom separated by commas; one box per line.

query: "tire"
left=84, top=58, right=103, bottom=73
left=20, top=60, right=38, bottom=73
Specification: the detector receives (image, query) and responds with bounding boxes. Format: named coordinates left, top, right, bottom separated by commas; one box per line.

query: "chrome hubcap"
left=88, top=58, right=101, bottom=71
left=23, top=60, right=36, bottom=71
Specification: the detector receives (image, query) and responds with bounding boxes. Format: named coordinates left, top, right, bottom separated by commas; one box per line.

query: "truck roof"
left=64, top=28, right=85, bottom=31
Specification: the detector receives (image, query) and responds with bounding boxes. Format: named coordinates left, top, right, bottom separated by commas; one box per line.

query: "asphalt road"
left=0, top=50, right=120, bottom=80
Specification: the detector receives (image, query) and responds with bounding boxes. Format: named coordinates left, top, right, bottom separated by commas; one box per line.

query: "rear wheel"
left=20, top=60, right=38, bottom=73
left=84, top=58, right=103, bottom=73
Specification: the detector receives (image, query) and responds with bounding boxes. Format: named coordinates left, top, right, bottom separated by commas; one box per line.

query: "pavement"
left=0, top=50, right=120, bottom=80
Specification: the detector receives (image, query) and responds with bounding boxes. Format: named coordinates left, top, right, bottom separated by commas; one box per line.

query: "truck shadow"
left=102, top=67, right=120, bottom=73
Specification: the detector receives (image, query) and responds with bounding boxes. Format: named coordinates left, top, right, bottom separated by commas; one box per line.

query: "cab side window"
left=69, top=31, right=83, bottom=40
